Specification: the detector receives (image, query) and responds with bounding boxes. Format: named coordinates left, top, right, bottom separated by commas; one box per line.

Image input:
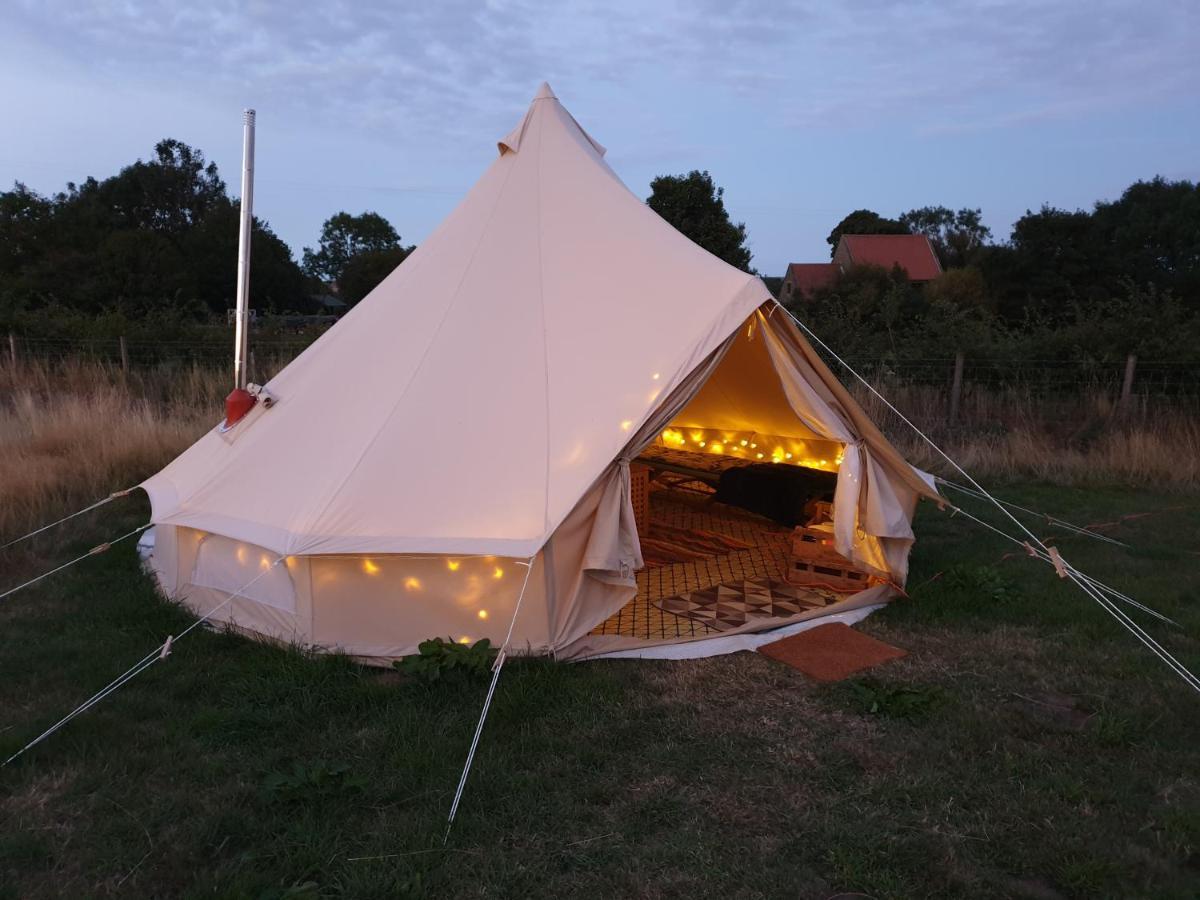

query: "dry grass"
left=0, top=359, right=219, bottom=539
left=853, top=381, right=1200, bottom=488
left=2, top=357, right=1198, bottom=543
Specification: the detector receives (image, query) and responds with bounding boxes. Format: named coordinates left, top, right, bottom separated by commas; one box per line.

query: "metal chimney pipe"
left=233, top=108, right=256, bottom=390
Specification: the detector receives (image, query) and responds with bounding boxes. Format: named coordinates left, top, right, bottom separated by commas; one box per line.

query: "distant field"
left=1, top=357, right=1199, bottom=897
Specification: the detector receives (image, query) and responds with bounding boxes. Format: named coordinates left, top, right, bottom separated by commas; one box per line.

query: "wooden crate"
left=630, top=463, right=651, bottom=534
left=787, top=526, right=871, bottom=593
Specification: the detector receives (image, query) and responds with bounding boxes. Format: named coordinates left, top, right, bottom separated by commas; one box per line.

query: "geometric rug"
left=654, top=576, right=839, bottom=632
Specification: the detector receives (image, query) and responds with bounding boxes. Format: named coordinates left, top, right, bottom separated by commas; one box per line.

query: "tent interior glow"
left=137, top=83, right=937, bottom=663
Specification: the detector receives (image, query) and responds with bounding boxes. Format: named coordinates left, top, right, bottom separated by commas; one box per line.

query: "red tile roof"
left=838, top=234, right=942, bottom=281
left=783, top=262, right=840, bottom=297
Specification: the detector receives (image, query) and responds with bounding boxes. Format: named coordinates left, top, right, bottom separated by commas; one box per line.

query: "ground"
left=1, top=484, right=1198, bottom=899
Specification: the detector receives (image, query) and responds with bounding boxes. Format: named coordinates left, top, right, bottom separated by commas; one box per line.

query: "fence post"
left=119, top=335, right=129, bottom=374
left=948, top=350, right=965, bottom=425
left=1120, top=353, right=1137, bottom=413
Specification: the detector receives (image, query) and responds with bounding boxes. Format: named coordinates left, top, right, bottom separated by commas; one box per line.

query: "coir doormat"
left=758, top=622, right=906, bottom=681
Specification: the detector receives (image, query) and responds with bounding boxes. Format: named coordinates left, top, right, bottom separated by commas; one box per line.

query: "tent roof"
left=142, top=84, right=770, bottom=558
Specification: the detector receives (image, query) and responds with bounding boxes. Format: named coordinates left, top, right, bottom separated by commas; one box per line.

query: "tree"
left=0, top=139, right=306, bottom=317
left=303, top=212, right=403, bottom=284
left=339, top=246, right=414, bottom=305
left=826, top=209, right=908, bottom=257
left=185, top=199, right=310, bottom=314
left=1091, top=177, right=1200, bottom=304
left=646, top=170, right=753, bottom=271
left=84, top=139, right=227, bottom=235
left=899, top=206, right=992, bottom=268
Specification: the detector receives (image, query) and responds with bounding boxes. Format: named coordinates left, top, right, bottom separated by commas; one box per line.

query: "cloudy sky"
left=2, top=0, right=1197, bottom=274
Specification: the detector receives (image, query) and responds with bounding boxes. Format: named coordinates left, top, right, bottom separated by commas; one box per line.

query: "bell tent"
left=141, top=83, right=939, bottom=662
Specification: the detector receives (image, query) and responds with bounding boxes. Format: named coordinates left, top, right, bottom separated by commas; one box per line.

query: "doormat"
left=758, top=622, right=906, bottom=681
left=640, top=523, right=755, bottom=567
left=653, top=577, right=837, bottom=632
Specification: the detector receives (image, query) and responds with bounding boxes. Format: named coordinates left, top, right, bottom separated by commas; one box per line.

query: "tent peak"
left=498, top=81, right=605, bottom=158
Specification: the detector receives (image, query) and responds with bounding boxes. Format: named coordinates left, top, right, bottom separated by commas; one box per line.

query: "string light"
left=446, top=560, right=460, bottom=572
left=404, top=576, right=421, bottom=591
left=362, top=559, right=380, bottom=576
left=458, top=636, right=471, bottom=645
left=493, top=566, right=504, bottom=579
left=477, top=610, right=489, bottom=620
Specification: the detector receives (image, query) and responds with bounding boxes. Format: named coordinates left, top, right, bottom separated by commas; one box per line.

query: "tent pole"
left=233, top=109, right=256, bottom=391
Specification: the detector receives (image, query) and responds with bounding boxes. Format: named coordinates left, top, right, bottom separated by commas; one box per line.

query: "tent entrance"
left=589, top=482, right=844, bottom=642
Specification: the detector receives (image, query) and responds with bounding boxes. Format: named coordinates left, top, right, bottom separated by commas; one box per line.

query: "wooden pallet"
left=786, top=526, right=871, bottom=593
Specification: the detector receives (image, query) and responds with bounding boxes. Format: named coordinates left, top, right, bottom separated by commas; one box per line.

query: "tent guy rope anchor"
left=2, top=558, right=285, bottom=768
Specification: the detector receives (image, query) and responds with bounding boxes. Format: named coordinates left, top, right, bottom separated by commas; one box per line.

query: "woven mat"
left=653, top=577, right=836, bottom=632
left=758, top=622, right=906, bottom=681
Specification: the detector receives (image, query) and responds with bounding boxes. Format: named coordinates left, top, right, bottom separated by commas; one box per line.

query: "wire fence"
left=7, top=333, right=1200, bottom=413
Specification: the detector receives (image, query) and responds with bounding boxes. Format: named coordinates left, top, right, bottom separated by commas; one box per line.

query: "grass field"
left=2, top=484, right=1198, bottom=898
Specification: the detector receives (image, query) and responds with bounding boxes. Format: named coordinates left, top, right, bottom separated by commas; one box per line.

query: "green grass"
left=1, top=485, right=1198, bottom=898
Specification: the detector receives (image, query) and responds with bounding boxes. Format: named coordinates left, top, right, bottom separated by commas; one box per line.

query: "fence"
left=7, top=331, right=1200, bottom=426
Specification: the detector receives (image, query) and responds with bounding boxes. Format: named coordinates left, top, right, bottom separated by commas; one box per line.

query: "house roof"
left=784, top=262, right=840, bottom=296
left=838, top=234, right=942, bottom=281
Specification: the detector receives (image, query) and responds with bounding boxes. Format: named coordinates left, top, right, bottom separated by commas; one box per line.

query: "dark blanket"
left=714, top=463, right=837, bottom=527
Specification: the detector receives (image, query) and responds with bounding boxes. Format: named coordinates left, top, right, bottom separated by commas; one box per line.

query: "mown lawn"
left=1, top=485, right=1198, bottom=899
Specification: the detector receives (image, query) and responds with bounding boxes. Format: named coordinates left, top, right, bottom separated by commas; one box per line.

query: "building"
left=779, top=262, right=841, bottom=302
left=780, top=233, right=943, bottom=302
left=832, top=234, right=942, bottom=282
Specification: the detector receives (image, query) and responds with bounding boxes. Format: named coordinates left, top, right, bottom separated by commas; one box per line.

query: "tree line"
left=0, top=138, right=411, bottom=337
left=3, top=142, right=1198, bottom=369
left=648, top=170, right=1200, bottom=366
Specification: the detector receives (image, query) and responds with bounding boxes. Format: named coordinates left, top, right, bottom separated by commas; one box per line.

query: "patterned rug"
left=654, top=577, right=838, bottom=632
left=639, top=522, right=755, bottom=567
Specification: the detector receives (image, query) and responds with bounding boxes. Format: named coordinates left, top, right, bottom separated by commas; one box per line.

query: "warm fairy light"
left=771, top=447, right=786, bottom=463
left=620, top=420, right=633, bottom=431
left=260, top=555, right=272, bottom=571
left=740, top=439, right=748, bottom=446
left=362, top=559, right=380, bottom=575
left=458, top=636, right=471, bottom=645
left=690, top=431, right=704, bottom=443
left=698, top=441, right=706, bottom=447
left=493, top=566, right=504, bottom=579
left=404, top=576, right=421, bottom=591
left=785, top=452, right=793, bottom=460
left=836, top=449, right=846, bottom=465
left=756, top=452, right=764, bottom=459
left=446, top=559, right=460, bottom=572
left=750, top=442, right=758, bottom=449
left=661, top=428, right=685, bottom=445
left=477, top=609, right=489, bottom=620
left=236, top=546, right=247, bottom=563
left=709, top=442, right=723, bottom=454
left=652, top=372, right=661, bottom=380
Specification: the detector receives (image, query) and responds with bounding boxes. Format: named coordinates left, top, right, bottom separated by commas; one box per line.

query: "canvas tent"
left=141, top=83, right=939, bottom=662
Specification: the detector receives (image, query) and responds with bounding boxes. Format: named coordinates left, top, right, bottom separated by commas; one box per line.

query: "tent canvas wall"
left=141, top=84, right=938, bottom=663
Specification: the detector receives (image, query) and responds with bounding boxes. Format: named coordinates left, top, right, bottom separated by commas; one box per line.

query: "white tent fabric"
left=141, top=84, right=937, bottom=663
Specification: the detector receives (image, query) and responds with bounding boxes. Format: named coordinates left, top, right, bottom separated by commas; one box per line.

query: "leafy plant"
left=941, top=563, right=1017, bottom=604
left=845, top=678, right=942, bottom=720
left=261, top=760, right=366, bottom=803
left=395, top=637, right=498, bottom=686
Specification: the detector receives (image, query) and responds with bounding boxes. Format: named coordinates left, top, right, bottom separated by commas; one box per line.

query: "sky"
left=1, top=0, right=1197, bottom=275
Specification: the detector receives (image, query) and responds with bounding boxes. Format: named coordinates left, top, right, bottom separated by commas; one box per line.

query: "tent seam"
left=535, top=97, right=552, bottom=536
